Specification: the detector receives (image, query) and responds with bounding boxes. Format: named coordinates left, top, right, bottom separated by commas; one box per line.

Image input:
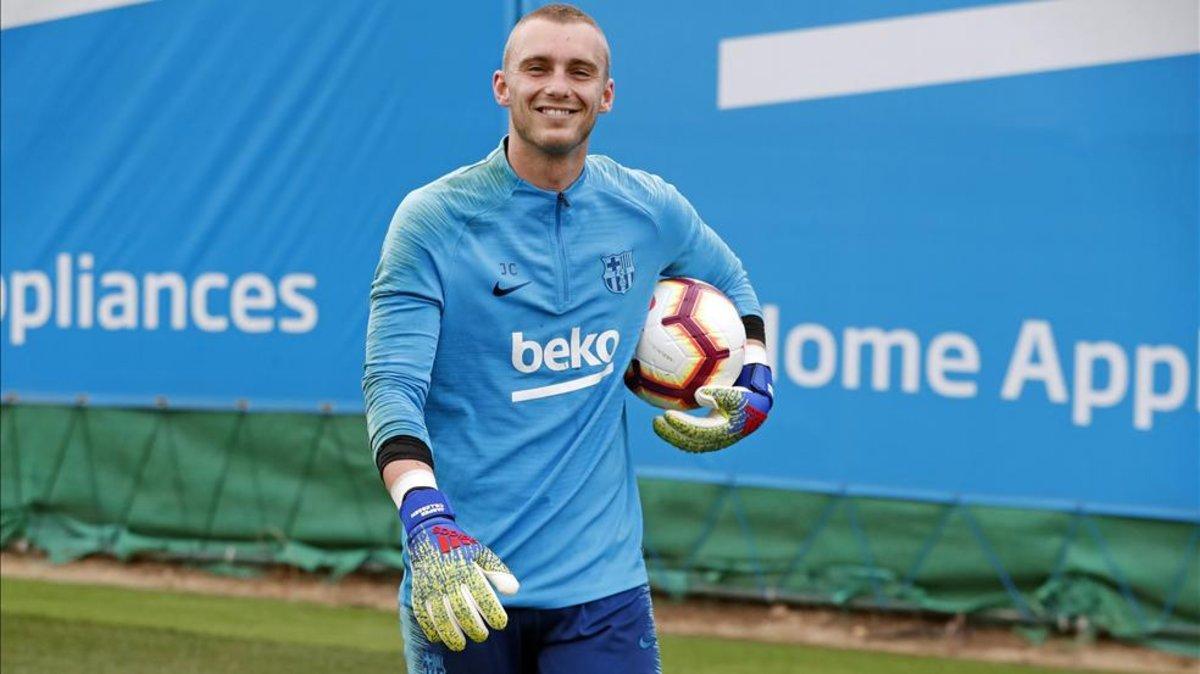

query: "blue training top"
left=364, top=137, right=761, bottom=609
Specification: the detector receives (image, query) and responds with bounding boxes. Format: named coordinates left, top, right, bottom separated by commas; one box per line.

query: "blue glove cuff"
left=735, top=362, right=774, bottom=398
left=399, top=487, right=455, bottom=536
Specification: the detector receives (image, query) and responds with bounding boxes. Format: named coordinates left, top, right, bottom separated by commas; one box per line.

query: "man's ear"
left=493, top=70, right=510, bottom=107
left=599, top=78, right=615, bottom=114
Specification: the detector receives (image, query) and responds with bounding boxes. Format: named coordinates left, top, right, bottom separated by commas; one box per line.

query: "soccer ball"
left=624, top=277, right=746, bottom=410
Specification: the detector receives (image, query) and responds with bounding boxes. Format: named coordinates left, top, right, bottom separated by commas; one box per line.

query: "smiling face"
left=494, top=17, right=614, bottom=157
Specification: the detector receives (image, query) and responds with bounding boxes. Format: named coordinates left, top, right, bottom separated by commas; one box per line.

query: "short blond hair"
left=502, top=3, right=610, bottom=77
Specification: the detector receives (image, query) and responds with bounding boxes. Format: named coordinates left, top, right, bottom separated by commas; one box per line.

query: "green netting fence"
left=1, top=401, right=1196, bottom=655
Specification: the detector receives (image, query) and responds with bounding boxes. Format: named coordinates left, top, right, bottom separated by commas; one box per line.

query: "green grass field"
left=1, top=577, right=1113, bottom=674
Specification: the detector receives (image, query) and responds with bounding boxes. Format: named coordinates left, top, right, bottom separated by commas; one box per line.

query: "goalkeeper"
left=363, top=5, right=773, bottom=673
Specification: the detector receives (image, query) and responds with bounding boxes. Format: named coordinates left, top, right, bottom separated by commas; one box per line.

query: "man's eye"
left=573, top=70, right=591, bottom=77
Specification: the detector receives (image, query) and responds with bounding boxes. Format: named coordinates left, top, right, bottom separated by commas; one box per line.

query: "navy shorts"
left=400, top=584, right=661, bottom=674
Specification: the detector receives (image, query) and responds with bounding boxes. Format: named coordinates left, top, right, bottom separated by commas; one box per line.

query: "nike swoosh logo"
left=492, top=281, right=531, bottom=297
left=638, top=635, right=656, bottom=649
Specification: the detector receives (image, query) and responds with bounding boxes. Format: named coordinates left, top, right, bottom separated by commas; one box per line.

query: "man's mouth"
left=536, top=106, right=578, bottom=117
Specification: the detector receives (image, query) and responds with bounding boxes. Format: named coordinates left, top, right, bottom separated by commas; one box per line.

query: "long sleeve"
left=362, top=192, right=451, bottom=460
left=657, top=181, right=762, bottom=318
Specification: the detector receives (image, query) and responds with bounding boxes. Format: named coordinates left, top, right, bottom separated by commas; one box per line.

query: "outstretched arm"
left=364, top=194, right=519, bottom=652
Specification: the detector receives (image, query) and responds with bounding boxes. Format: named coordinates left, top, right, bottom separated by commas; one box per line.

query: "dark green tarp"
left=2, top=403, right=1196, bottom=655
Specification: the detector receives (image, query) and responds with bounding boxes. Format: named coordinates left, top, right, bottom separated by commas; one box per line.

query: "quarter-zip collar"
left=490, top=136, right=589, bottom=203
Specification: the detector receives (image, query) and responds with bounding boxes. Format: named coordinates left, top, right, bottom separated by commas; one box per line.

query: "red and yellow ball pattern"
left=624, top=277, right=746, bottom=410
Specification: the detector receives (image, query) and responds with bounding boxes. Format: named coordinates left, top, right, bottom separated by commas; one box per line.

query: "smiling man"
left=363, top=4, right=773, bottom=673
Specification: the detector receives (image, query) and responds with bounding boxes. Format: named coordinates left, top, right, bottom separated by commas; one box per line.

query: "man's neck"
left=506, top=132, right=587, bottom=193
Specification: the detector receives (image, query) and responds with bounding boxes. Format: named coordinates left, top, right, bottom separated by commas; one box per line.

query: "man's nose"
left=543, top=69, right=571, bottom=97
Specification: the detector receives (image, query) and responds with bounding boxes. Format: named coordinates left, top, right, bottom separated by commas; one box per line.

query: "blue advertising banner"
left=1, top=0, right=506, bottom=410
left=585, top=0, right=1199, bottom=519
left=3, top=0, right=1197, bottom=519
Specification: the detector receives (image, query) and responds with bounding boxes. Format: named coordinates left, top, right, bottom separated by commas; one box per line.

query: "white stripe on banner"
left=1, top=0, right=151, bottom=30
left=511, top=363, right=614, bottom=403
left=718, top=0, right=1200, bottom=109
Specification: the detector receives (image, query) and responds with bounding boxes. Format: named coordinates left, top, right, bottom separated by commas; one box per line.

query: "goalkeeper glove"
left=653, top=349, right=774, bottom=453
left=400, top=487, right=519, bottom=652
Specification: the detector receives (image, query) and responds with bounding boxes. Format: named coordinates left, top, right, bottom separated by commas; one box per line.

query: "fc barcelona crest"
left=601, top=251, right=635, bottom=294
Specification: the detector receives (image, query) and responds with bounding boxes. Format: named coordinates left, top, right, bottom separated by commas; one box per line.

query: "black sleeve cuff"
left=375, top=435, right=434, bottom=475
left=741, top=314, right=766, bottom=344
